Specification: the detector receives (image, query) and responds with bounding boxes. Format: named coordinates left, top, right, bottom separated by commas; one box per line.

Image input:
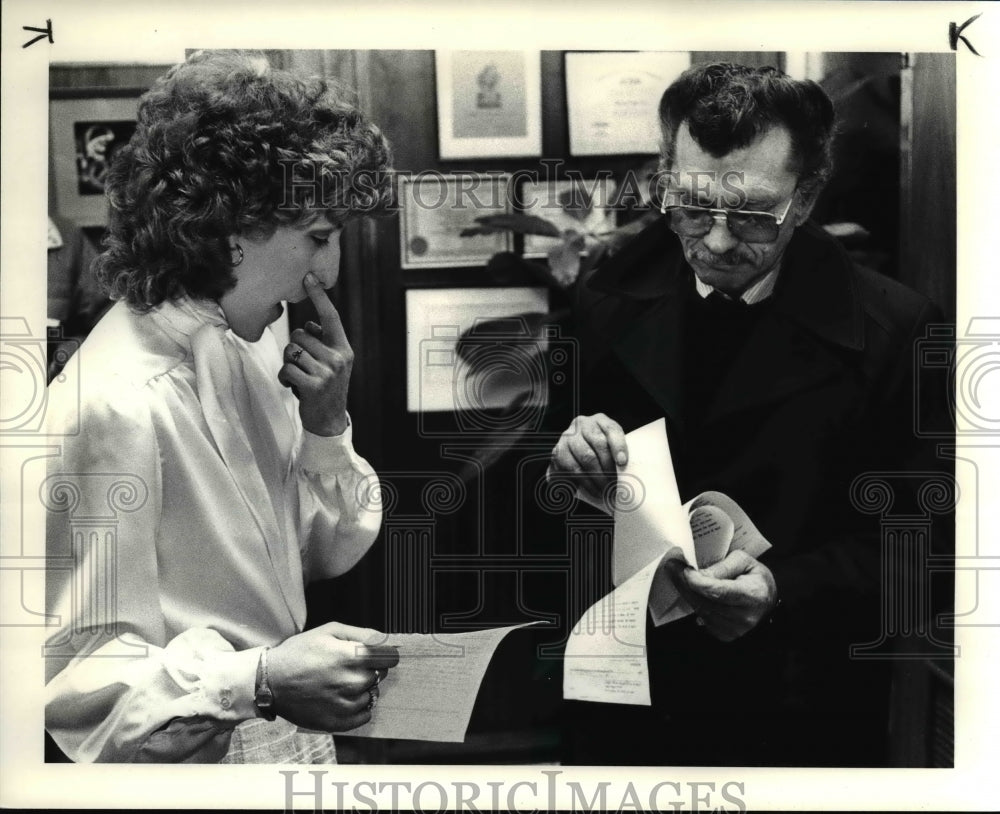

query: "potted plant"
left=453, top=169, right=661, bottom=419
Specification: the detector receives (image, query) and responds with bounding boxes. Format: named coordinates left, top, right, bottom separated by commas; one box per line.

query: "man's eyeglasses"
left=660, top=196, right=794, bottom=243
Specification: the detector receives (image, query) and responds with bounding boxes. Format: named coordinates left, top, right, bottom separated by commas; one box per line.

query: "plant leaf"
left=546, top=235, right=585, bottom=288
left=471, top=213, right=562, bottom=237
left=557, top=187, right=594, bottom=223
left=460, top=225, right=504, bottom=237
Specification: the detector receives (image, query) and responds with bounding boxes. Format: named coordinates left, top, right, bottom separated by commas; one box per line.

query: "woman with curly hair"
left=44, top=51, right=399, bottom=764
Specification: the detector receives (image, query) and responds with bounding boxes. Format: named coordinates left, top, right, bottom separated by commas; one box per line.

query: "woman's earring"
left=231, top=243, right=244, bottom=267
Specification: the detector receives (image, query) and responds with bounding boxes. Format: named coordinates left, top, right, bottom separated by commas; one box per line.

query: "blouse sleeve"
left=295, top=415, right=383, bottom=583
left=44, top=386, right=264, bottom=763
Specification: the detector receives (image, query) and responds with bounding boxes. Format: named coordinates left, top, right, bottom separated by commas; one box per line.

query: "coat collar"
left=586, top=218, right=865, bottom=352
left=584, top=219, right=866, bottom=429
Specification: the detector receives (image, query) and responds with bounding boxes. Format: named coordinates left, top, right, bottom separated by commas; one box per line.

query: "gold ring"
left=291, top=347, right=303, bottom=363
left=367, top=689, right=377, bottom=711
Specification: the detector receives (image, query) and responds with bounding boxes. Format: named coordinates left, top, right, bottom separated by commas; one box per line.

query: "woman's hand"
left=267, top=622, right=399, bottom=732
left=278, top=273, right=353, bottom=436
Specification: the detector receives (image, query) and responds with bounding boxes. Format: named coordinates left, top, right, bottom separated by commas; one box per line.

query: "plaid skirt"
left=220, top=717, right=337, bottom=764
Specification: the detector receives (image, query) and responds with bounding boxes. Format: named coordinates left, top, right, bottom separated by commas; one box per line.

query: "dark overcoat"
left=561, top=219, right=953, bottom=766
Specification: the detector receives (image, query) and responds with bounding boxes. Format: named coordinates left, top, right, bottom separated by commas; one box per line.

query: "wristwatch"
left=254, top=647, right=277, bottom=721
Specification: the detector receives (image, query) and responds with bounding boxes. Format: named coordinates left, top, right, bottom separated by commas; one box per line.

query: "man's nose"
left=700, top=214, right=740, bottom=255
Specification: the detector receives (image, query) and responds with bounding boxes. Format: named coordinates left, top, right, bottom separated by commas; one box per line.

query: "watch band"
left=254, top=646, right=277, bottom=721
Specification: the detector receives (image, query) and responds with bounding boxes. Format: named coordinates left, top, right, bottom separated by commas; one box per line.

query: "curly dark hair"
left=95, top=50, right=394, bottom=309
left=658, top=62, right=835, bottom=196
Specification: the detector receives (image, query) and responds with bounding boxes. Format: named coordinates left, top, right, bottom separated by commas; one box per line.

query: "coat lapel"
left=610, top=283, right=687, bottom=431
left=587, top=220, right=866, bottom=428
left=585, top=221, right=690, bottom=430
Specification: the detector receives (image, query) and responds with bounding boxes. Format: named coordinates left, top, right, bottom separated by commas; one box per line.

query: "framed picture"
left=405, top=286, right=549, bottom=413
left=519, top=177, right=618, bottom=258
left=435, top=50, right=542, bottom=159
left=399, top=173, right=512, bottom=269
left=565, top=51, right=690, bottom=156
left=50, top=91, right=142, bottom=227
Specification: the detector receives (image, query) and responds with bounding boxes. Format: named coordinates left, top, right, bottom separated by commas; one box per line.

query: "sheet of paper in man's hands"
left=564, top=418, right=688, bottom=706
left=612, top=418, right=696, bottom=585
left=563, top=418, right=772, bottom=704
left=342, top=622, right=539, bottom=742
left=562, top=556, right=659, bottom=705
left=648, top=490, right=773, bottom=625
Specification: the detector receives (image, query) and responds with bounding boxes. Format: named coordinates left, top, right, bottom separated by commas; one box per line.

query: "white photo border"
left=1, top=1, right=997, bottom=811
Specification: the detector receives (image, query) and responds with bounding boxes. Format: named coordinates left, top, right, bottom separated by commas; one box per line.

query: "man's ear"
left=792, top=184, right=822, bottom=226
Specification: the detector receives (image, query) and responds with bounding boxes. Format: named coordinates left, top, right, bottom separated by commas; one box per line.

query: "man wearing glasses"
left=549, top=62, right=950, bottom=765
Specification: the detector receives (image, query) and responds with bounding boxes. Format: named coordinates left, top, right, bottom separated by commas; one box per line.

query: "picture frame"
left=398, top=173, right=513, bottom=269
left=405, top=286, right=549, bottom=413
left=49, top=89, right=143, bottom=227
left=565, top=51, right=690, bottom=156
left=435, top=50, right=542, bottom=159
left=519, top=177, right=619, bottom=258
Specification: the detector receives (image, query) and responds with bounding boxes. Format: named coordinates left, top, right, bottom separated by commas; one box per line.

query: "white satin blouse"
left=43, top=297, right=382, bottom=762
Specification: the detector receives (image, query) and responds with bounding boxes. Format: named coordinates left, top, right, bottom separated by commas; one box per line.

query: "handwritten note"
left=343, top=622, right=537, bottom=742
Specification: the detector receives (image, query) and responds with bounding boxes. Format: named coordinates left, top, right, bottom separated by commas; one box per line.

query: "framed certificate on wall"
left=565, top=51, right=690, bottom=156
left=398, top=173, right=512, bottom=269
left=435, top=50, right=542, bottom=159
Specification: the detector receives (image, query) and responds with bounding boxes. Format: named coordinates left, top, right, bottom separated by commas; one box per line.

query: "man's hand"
left=278, top=273, right=353, bottom=436
left=547, top=413, right=629, bottom=506
left=267, top=622, right=399, bottom=732
left=672, top=551, right=778, bottom=641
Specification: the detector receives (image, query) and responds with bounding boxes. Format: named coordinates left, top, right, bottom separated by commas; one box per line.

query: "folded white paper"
left=563, top=419, right=771, bottom=705
left=612, top=418, right=695, bottom=584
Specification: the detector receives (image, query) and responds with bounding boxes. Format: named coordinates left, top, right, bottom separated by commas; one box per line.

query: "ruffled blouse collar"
left=147, top=295, right=230, bottom=351
left=144, top=293, right=303, bottom=625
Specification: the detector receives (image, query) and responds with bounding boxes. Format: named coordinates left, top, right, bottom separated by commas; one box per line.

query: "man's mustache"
left=690, top=248, right=749, bottom=267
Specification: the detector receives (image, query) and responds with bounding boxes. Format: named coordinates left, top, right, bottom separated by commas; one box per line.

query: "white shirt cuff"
left=190, top=645, right=266, bottom=723
left=299, top=414, right=358, bottom=474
